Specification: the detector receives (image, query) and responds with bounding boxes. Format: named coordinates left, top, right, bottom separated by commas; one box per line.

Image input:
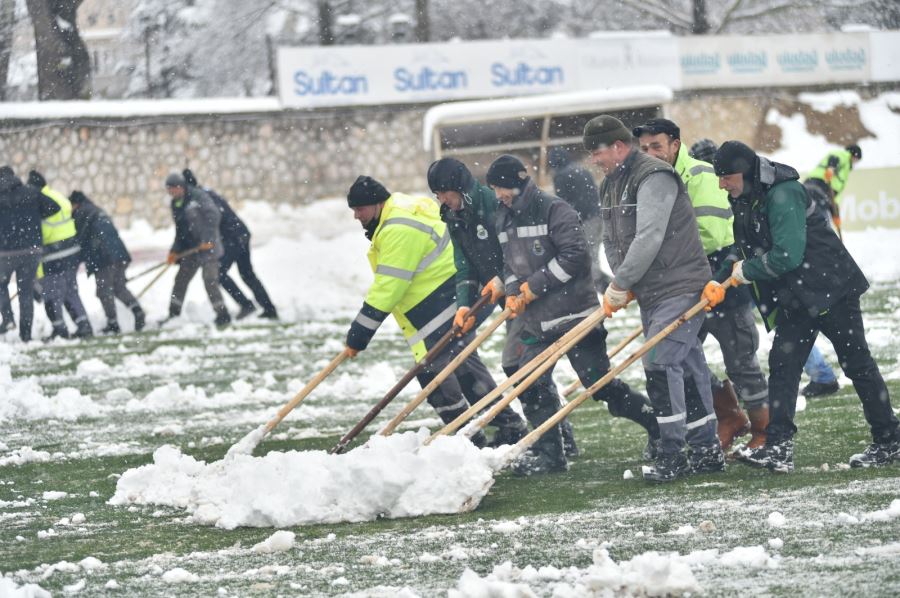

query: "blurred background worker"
left=803, top=144, right=862, bottom=234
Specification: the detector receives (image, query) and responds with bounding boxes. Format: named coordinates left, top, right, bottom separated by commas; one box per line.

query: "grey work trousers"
left=641, top=293, right=718, bottom=455
left=700, top=301, right=769, bottom=410
left=0, top=250, right=41, bottom=340
left=42, top=267, right=90, bottom=333
left=95, top=262, right=141, bottom=323
left=168, top=255, right=226, bottom=316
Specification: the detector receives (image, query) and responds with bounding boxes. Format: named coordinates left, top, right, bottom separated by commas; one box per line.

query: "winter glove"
left=602, top=283, right=632, bottom=317
left=453, top=307, right=476, bottom=336
left=519, top=282, right=538, bottom=305
left=198, top=241, right=214, bottom=251
left=824, top=167, right=834, bottom=184
left=480, top=276, right=505, bottom=304
left=166, top=252, right=177, bottom=265
left=505, top=295, right=526, bottom=318
left=702, top=281, right=727, bottom=312
left=730, top=260, right=750, bottom=285
left=344, top=345, right=360, bottom=358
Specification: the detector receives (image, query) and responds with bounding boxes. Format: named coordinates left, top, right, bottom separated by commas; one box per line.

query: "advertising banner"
left=679, top=33, right=871, bottom=89
left=835, top=167, right=900, bottom=230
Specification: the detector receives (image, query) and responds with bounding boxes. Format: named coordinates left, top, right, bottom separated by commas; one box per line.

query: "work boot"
left=746, top=405, right=769, bottom=449
left=73, top=322, right=93, bottom=339
left=0, top=319, right=15, bottom=334
left=101, top=321, right=121, bottom=335
left=236, top=303, right=256, bottom=320
left=642, top=451, right=690, bottom=483
left=849, top=436, right=900, bottom=468
left=132, top=306, right=146, bottom=332
left=802, top=380, right=839, bottom=397
left=512, top=446, right=568, bottom=476
left=43, top=327, right=69, bottom=342
left=713, top=379, right=750, bottom=451
left=736, top=439, right=794, bottom=473
left=561, top=417, right=579, bottom=458
left=642, top=437, right=659, bottom=462
left=689, top=443, right=726, bottom=474
left=214, top=309, right=231, bottom=327
left=487, top=424, right=528, bottom=448
left=260, top=308, right=279, bottom=320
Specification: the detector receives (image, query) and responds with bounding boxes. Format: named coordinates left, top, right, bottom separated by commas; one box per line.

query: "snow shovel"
left=224, top=349, right=349, bottom=459
left=134, top=245, right=207, bottom=300
left=126, top=260, right=169, bottom=283
left=426, top=306, right=607, bottom=445
left=378, top=306, right=512, bottom=437
left=330, top=293, right=493, bottom=454
left=501, top=281, right=735, bottom=471
left=560, top=324, right=643, bottom=397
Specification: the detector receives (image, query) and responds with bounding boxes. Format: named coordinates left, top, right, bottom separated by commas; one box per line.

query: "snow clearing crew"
left=712, top=140, right=900, bottom=472
left=634, top=118, right=769, bottom=453
left=343, top=175, right=522, bottom=447
left=486, top=154, right=658, bottom=476
left=584, top=115, right=724, bottom=483
left=803, top=144, right=861, bottom=232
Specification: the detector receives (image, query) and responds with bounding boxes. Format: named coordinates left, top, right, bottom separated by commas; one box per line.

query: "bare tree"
left=26, top=0, right=91, bottom=99
left=0, top=0, right=15, bottom=100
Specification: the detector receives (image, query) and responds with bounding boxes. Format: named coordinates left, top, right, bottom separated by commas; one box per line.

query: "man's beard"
left=362, top=218, right=379, bottom=240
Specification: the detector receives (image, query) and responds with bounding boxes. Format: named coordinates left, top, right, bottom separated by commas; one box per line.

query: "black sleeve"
left=35, top=190, right=61, bottom=218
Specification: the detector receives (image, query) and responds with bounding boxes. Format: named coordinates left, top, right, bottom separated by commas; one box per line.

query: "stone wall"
left=0, top=88, right=882, bottom=228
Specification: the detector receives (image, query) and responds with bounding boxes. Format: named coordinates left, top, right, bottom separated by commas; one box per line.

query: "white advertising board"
left=870, top=31, right=900, bottom=82
left=679, top=33, right=871, bottom=88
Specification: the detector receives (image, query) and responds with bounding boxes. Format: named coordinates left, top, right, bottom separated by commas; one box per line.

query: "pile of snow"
left=251, top=530, right=296, bottom=554
left=110, top=430, right=502, bottom=528
left=0, top=577, right=51, bottom=598
left=0, top=366, right=103, bottom=423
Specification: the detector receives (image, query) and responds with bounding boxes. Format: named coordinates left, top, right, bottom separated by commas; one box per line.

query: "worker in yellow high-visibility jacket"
left=343, top=175, right=525, bottom=447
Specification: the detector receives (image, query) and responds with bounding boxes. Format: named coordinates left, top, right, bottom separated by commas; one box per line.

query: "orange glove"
left=702, top=281, right=726, bottom=312
left=453, top=306, right=476, bottom=335
left=166, top=252, right=177, bottom=265
left=198, top=241, right=214, bottom=251
left=344, top=346, right=360, bottom=358
left=505, top=295, right=526, bottom=318
left=824, top=167, right=834, bottom=184
left=480, top=276, right=505, bottom=304
left=602, top=284, right=631, bottom=317
left=832, top=216, right=842, bottom=229
left=519, top=282, right=538, bottom=305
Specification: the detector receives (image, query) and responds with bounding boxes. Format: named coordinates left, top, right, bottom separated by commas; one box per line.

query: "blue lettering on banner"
left=490, top=63, right=564, bottom=87
left=777, top=50, right=818, bottom=72
left=727, top=51, right=767, bottom=74
left=293, top=70, right=369, bottom=96
left=826, top=48, right=866, bottom=71
left=394, top=67, right=468, bottom=92
left=681, top=53, right=720, bottom=75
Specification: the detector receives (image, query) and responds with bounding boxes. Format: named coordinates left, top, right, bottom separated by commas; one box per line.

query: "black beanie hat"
left=485, top=155, right=529, bottom=189
left=69, top=190, right=88, bottom=205
left=713, top=141, right=758, bottom=177
left=583, top=115, right=633, bottom=151
left=689, top=138, right=718, bottom=163
left=182, top=169, right=198, bottom=187
left=347, top=175, right=391, bottom=207
left=845, top=144, right=862, bottom=160
left=165, top=172, right=185, bottom=188
left=427, top=158, right=474, bottom=194
left=27, top=170, right=46, bottom=188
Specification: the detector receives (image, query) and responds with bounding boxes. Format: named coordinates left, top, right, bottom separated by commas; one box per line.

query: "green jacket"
left=807, top=149, right=853, bottom=203
left=441, top=181, right=504, bottom=308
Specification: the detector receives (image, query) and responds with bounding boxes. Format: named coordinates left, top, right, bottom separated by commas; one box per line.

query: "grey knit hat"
left=165, top=172, right=185, bottom=188
left=583, top=115, right=633, bottom=150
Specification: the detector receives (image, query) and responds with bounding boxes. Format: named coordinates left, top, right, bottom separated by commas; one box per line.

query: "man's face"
left=352, top=204, right=381, bottom=227
left=718, top=173, right=744, bottom=198
left=491, top=186, right=519, bottom=208
left=435, top=190, right=463, bottom=211
left=166, top=185, right=184, bottom=200
left=638, top=133, right=680, bottom=166
left=589, top=141, right=627, bottom=175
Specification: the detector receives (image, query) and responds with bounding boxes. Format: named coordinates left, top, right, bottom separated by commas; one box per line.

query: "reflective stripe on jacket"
left=347, top=193, right=457, bottom=361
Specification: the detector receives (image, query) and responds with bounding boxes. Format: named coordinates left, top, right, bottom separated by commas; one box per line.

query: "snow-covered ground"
left=2, top=90, right=900, bottom=597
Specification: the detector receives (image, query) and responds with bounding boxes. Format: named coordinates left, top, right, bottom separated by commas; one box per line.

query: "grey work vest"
left=599, top=150, right=710, bottom=310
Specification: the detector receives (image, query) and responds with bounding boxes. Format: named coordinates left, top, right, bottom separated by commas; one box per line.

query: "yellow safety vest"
left=807, top=149, right=852, bottom=203
left=674, top=146, right=734, bottom=255
left=40, top=186, right=77, bottom=245
left=366, top=193, right=456, bottom=361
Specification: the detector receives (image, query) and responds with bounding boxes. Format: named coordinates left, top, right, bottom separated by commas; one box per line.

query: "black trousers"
left=768, top=293, right=899, bottom=444
left=219, top=240, right=276, bottom=314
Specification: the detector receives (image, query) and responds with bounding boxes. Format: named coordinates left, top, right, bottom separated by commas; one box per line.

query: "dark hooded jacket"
left=719, top=156, right=868, bottom=330
left=548, top=147, right=600, bottom=221
left=170, top=186, right=224, bottom=261
left=71, top=193, right=131, bottom=275
left=0, top=166, right=60, bottom=254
